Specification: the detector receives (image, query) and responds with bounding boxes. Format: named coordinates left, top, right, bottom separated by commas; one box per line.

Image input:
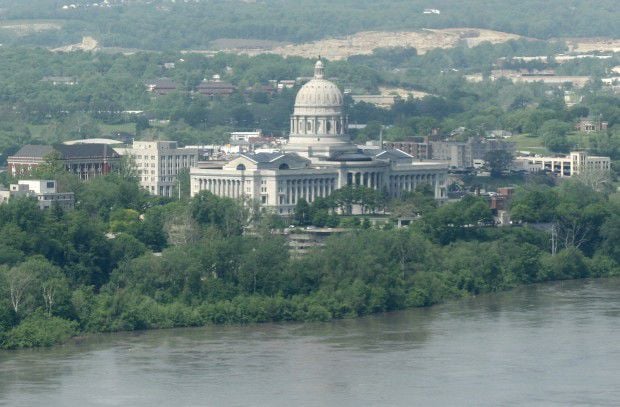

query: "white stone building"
left=190, top=60, right=448, bottom=214
left=1, top=180, right=74, bottom=210
left=122, top=141, right=199, bottom=196
left=514, top=151, right=611, bottom=177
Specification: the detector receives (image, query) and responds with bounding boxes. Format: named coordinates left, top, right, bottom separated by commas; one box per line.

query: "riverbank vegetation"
left=1, top=171, right=619, bottom=349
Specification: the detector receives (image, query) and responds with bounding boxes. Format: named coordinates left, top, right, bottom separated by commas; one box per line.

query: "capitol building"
left=190, top=60, right=448, bottom=214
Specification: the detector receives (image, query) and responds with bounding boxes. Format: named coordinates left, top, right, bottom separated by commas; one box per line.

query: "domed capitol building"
left=190, top=60, right=448, bottom=214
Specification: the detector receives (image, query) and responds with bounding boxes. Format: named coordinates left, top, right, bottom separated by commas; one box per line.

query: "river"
left=1, top=278, right=620, bottom=406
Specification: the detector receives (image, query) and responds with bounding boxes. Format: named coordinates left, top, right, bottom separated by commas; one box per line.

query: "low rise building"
left=383, top=140, right=432, bottom=160
left=514, top=151, right=611, bottom=177
left=283, top=227, right=348, bottom=256
left=1, top=180, right=74, bottom=210
left=145, top=78, right=179, bottom=95
left=8, top=144, right=120, bottom=179
left=231, top=131, right=262, bottom=142
left=196, top=80, right=236, bottom=98
left=576, top=118, right=608, bottom=133
left=431, top=137, right=515, bottom=169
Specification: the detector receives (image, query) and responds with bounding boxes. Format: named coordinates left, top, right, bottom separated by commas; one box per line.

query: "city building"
left=8, top=144, right=121, bottom=179
left=576, top=118, right=608, bottom=133
left=231, top=131, right=262, bottom=142
left=282, top=227, right=348, bottom=257
left=145, top=78, right=179, bottom=95
left=382, top=139, right=432, bottom=160
left=190, top=60, right=449, bottom=214
left=513, top=151, right=611, bottom=177
left=431, top=137, right=515, bottom=169
left=196, top=80, right=236, bottom=98
left=122, top=141, right=199, bottom=196
left=0, top=180, right=74, bottom=210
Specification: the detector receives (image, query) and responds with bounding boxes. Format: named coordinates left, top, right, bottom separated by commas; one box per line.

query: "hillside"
left=222, top=28, right=524, bottom=60
left=0, top=0, right=617, bottom=51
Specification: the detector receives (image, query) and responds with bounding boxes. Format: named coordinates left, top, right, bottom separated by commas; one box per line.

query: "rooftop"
left=11, top=144, right=120, bottom=160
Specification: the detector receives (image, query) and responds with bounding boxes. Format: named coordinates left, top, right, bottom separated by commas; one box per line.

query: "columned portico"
left=189, top=59, right=449, bottom=212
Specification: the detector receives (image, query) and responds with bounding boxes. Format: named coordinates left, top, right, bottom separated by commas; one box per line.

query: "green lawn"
left=462, top=174, right=528, bottom=191
left=510, top=132, right=597, bottom=156
left=507, top=133, right=548, bottom=154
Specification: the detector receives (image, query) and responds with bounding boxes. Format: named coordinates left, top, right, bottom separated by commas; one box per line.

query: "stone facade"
left=190, top=60, right=449, bottom=213
left=123, top=141, right=199, bottom=196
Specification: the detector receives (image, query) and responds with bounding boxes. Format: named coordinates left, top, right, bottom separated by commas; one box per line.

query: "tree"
left=1, top=263, right=35, bottom=316
left=38, top=266, right=69, bottom=317
left=175, top=168, right=191, bottom=199
left=510, top=185, right=559, bottom=223
left=391, top=184, right=437, bottom=217
left=484, top=150, right=513, bottom=177
left=294, top=198, right=311, bottom=225
left=539, top=119, right=572, bottom=153
left=190, top=190, right=246, bottom=236
left=56, top=113, right=101, bottom=141
left=165, top=206, right=201, bottom=245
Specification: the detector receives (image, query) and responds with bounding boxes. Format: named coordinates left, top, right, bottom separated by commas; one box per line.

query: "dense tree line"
left=0, top=0, right=618, bottom=50
left=0, top=171, right=618, bottom=349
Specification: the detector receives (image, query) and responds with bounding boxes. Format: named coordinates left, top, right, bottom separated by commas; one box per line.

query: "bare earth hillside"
left=216, top=28, right=523, bottom=60
left=565, top=38, right=620, bottom=53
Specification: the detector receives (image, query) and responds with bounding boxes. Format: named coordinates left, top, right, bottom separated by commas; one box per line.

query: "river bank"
left=2, top=278, right=620, bottom=406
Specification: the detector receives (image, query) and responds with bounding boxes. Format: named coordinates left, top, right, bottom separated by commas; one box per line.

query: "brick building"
left=8, top=144, right=121, bottom=179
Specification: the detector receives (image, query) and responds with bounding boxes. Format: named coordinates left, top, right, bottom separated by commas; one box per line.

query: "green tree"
left=484, top=150, right=513, bottom=177
left=294, top=198, right=311, bottom=225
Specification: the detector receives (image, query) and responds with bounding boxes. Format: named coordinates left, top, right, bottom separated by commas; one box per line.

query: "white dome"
left=294, top=60, right=343, bottom=109
left=287, top=59, right=354, bottom=158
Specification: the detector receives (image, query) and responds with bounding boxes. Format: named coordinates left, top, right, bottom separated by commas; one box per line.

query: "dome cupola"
left=294, top=59, right=344, bottom=111
left=287, top=59, right=354, bottom=158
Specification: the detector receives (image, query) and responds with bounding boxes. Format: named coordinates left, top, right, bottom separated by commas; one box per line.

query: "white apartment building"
left=514, top=151, right=611, bottom=177
left=124, top=141, right=199, bottom=196
left=0, top=180, right=75, bottom=210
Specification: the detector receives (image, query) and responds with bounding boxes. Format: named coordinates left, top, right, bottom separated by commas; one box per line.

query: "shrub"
left=1, top=313, right=78, bottom=349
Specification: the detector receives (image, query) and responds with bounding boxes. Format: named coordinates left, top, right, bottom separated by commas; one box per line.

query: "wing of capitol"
left=190, top=60, right=449, bottom=215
